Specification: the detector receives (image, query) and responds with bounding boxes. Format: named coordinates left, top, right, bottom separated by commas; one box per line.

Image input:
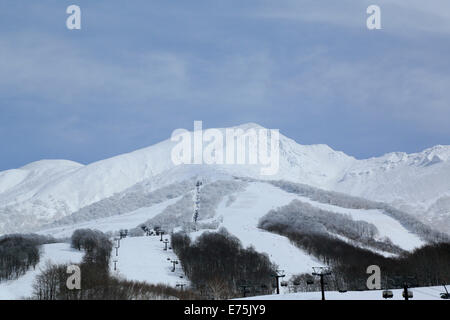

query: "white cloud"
left=0, top=33, right=189, bottom=106
left=278, top=51, right=450, bottom=133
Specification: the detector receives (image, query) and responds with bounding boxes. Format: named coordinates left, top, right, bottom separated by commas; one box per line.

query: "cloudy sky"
left=1, top=1, right=449, bottom=170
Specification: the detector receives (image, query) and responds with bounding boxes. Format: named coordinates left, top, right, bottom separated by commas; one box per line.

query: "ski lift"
left=280, top=281, right=288, bottom=287
left=440, top=285, right=450, bottom=299
left=293, top=280, right=301, bottom=286
left=337, top=283, right=347, bottom=293
left=440, top=293, right=450, bottom=299
left=382, top=290, right=394, bottom=299
left=306, top=280, right=314, bottom=285
left=402, top=290, right=413, bottom=299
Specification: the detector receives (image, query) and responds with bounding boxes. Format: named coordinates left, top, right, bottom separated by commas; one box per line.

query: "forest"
left=259, top=212, right=450, bottom=290
left=171, top=228, right=277, bottom=299
left=0, top=234, right=55, bottom=282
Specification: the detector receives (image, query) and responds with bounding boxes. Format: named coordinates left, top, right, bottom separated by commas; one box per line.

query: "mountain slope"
left=37, top=179, right=442, bottom=287
left=0, top=123, right=449, bottom=235
left=333, top=147, right=450, bottom=233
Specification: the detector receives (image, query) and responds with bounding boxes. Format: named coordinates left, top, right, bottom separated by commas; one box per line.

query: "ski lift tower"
left=312, top=267, right=332, bottom=301
left=193, top=180, right=203, bottom=230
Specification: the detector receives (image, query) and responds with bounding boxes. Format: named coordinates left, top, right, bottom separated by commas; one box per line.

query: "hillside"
left=0, top=123, right=448, bottom=235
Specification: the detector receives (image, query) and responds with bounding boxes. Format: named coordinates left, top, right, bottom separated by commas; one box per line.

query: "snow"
left=0, top=160, right=83, bottom=204
left=38, top=196, right=182, bottom=238
left=190, top=181, right=425, bottom=286
left=0, top=123, right=449, bottom=235
left=239, top=285, right=449, bottom=300
left=192, top=182, right=324, bottom=289
left=0, top=242, right=84, bottom=300
left=110, top=236, right=187, bottom=287
left=294, top=195, right=425, bottom=251
left=0, top=236, right=187, bottom=300
left=0, top=169, right=29, bottom=194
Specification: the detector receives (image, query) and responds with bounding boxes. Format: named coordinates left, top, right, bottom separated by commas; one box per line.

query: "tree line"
left=0, top=234, right=56, bottom=282
left=171, top=228, right=277, bottom=299
left=259, top=199, right=403, bottom=254
left=268, top=180, right=449, bottom=243
left=259, top=218, right=450, bottom=290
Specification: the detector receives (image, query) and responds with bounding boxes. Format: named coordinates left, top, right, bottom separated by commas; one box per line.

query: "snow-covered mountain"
left=35, top=179, right=436, bottom=286
left=0, top=123, right=449, bottom=235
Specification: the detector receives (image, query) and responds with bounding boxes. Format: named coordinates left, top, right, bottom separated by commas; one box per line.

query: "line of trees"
left=48, top=179, right=197, bottom=227
left=0, top=234, right=56, bottom=282
left=268, top=180, right=449, bottom=243
left=259, top=199, right=403, bottom=254
left=171, top=228, right=277, bottom=299
left=32, top=261, right=196, bottom=300
left=259, top=217, right=450, bottom=290
left=70, top=228, right=112, bottom=269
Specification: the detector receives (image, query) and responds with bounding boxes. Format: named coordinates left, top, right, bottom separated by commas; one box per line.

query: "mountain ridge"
left=0, top=123, right=449, bottom=235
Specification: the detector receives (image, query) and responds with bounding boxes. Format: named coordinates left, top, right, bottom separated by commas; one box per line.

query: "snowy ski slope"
left=111, top=235, right=188, bottom=287
left=190, top=182, right=425, bottom=282
left=293, top=194, right=425, bottom=251
left=1, top=123, right=449, bottom=235
left=212, top=182, right=323, bottom=281
left=33, top=181, right=427, bottom=293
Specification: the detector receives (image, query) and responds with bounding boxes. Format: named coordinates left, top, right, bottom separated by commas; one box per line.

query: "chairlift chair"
left=402, top=290, right=413, bottom=299
left=382, top=290, right=393, bottom=299
left=440, top=293, right=450, bottom=299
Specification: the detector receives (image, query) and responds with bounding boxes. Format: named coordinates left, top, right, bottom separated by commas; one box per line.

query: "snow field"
left=110, top=235, right=188, bottom=288
left=294, top=195, right=425, bottom=251
left=192, top=182, right=324, bottom=292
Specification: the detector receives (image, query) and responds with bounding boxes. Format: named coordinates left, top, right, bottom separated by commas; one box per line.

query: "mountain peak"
left=231, top=122, right=266, bottom=130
